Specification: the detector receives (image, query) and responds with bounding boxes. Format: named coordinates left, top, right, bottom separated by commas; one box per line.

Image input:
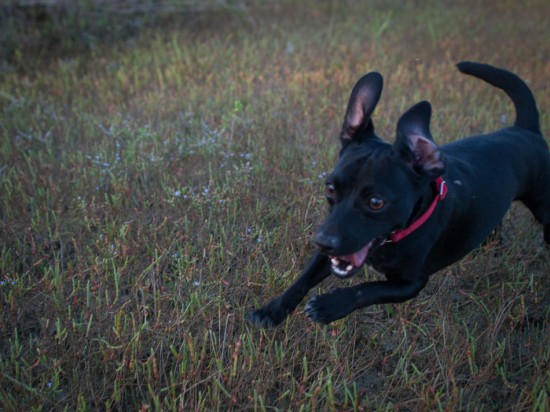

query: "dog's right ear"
left=340, top=72, right=383, bottom=144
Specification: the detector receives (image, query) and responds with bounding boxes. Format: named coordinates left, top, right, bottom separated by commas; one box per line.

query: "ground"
left=0, top=0, right=549, bottom=410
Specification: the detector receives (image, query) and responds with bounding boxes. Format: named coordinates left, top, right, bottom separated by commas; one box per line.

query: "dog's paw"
left=305, top=290, right=353, bottom=324
left=248, top=299, right=288, bottom=328
left=248, top=309, right=278, bottom=328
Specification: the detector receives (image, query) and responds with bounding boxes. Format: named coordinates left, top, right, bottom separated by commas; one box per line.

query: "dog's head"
left=316, top=72, right=446, bottom=278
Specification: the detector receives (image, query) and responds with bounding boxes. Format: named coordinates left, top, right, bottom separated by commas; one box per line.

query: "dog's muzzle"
left=329, top=240, right=373, bottom=278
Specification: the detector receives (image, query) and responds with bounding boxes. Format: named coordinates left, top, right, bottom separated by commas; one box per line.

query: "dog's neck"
left=390, top=178, right=448, bottom=243
left=409, top=182, right=439, bottom=225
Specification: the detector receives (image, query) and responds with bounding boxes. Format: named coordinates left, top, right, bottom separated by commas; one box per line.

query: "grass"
left=1, top=0, right=549, bottom=410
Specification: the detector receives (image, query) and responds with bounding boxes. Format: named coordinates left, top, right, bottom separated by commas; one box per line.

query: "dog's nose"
left=315, top=232, right=341, bottom=254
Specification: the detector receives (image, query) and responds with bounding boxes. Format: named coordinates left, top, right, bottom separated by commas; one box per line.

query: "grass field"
left=1, top=0, right=549, bottom=410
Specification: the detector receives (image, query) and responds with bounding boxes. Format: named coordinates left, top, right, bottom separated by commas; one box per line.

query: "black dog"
left=249, top=62, right=550, bottom=327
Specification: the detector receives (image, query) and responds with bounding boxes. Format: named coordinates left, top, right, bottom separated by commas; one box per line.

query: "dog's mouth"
left=330, top=240, right=374, bottom=278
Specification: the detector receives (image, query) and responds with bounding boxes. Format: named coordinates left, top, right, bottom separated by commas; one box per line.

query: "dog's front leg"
left=305, top=277, right=428, bottom=324
left=249, top=252, right=332, bottom=328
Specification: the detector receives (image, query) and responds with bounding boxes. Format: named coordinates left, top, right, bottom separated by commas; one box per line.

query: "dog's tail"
left=456, top=61, right=540, bottom=133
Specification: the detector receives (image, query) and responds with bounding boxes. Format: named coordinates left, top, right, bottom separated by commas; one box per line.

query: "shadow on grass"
left=0, top=0, right=252, bottom=70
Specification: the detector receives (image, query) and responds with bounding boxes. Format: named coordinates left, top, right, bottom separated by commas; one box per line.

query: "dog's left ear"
left=394, top=101, right=446, bottom=177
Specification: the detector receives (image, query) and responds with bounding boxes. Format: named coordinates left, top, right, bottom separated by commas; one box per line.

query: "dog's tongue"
left=338, top=242, right=371, bottom=267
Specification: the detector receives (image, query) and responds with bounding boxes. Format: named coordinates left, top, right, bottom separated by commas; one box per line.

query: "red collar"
left=389, top=177, right=448, bottom=243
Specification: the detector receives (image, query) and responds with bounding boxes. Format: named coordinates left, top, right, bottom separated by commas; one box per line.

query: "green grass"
left=1, top=0, right=549, bottom=410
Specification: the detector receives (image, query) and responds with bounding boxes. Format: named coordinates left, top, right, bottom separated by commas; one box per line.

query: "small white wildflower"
left=286, top=41, right=295, bottom=54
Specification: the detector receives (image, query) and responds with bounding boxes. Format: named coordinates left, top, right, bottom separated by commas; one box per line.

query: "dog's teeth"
left=331, top=258, right=339, bottom=266
left=333, top=266, right=349, bottom=276
left=346, top=265, right=353, bottom=271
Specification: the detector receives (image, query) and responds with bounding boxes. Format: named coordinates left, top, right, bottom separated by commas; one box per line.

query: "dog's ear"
left=394, top=101, right=446, bottom=177
left=340, top=72, right=383, bottom=143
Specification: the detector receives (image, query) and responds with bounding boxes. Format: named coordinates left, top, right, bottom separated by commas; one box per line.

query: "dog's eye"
left=368, top=196, right=385, bottom=210
left=325, top=183, right=336, bottom=197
